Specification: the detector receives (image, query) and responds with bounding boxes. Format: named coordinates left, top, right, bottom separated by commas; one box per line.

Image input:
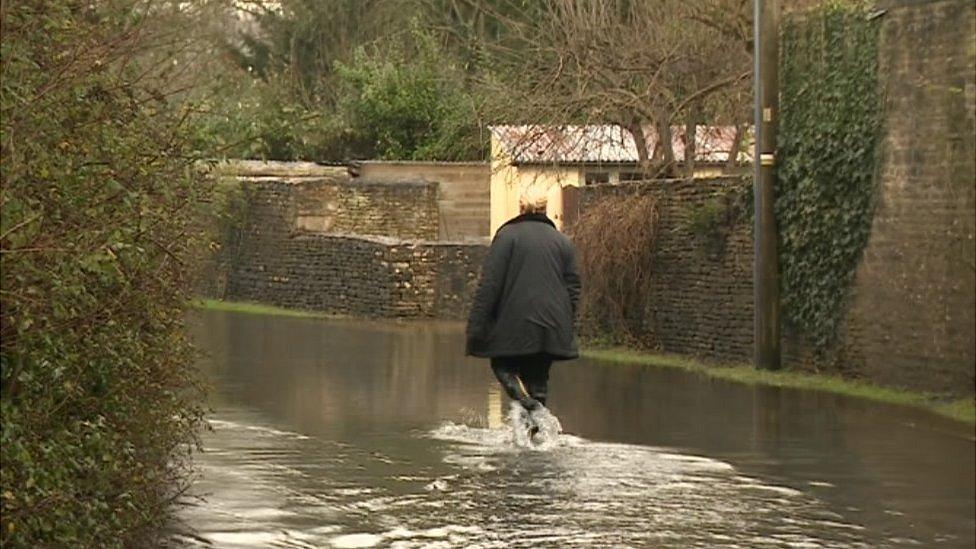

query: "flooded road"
left=173, top=310, right=975, bottom=548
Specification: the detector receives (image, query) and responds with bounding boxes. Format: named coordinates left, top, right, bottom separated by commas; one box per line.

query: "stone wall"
left=214, top=159, right=348, bottom=179
left=356, top=161, right=490, bottom=241
left=226, top=233, right=486, bottom=319
left=578, top=178, right=755, bottom=361
left=212, top=178, right=486, bottom=319
left=573, top=0, right=975, bottom=396
left=296, top=179, right=439, bottom=240
left=287, top=177, right=439, bottom=240
left=837, top=0, right=976, bottom=393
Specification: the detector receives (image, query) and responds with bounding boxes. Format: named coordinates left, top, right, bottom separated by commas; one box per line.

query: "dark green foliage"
left=1, top=1, right=207, bottom=545
left=190, top=75, right=341, bottom=161
left=333, top=30, right=487, bottom=161
left=777, top=2, right=883, bottom=351
left=204, top=2, right=487, bottom=162
left=190, top=0, right=392, bottom=161
left=227, top=0, right=413, bottom=101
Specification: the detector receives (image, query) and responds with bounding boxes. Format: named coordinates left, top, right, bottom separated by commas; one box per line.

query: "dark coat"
left=466, top=213, right=582, bottom=360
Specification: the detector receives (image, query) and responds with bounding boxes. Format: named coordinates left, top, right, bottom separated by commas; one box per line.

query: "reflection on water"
left=172, top=310, right=975, bottom=548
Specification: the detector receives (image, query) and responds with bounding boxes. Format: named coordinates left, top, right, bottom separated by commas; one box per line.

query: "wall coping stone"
left=300, top=231, right=489, bottom=247
left=346, top=179, right=438, bottom=189
left=235, top=176, right=437, bottom=189
left=213, top=160, right=347, bottom=178
left=360, top=160, right=489, bottom=167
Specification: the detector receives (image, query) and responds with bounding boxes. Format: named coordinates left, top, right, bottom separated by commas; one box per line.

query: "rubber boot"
left=491, top=365, right=542, bottom=412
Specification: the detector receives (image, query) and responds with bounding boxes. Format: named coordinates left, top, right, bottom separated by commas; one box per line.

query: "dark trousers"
left=490, top=354, right=553, bottom=408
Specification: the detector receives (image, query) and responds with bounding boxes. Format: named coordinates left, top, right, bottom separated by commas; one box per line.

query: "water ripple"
left=173, top=408, right=876, bottom=548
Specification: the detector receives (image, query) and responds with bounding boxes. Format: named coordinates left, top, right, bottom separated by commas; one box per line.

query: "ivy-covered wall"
left=778, top=3, right=883, bottom=352
left=778, top=0, right=975, bottom=395
left=571, top=0, right=974, bottom=397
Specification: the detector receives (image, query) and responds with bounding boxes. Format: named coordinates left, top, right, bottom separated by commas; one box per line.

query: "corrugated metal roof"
left=490, top=124, right=753, bottom=165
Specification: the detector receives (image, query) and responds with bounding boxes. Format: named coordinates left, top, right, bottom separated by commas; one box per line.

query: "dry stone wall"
left=356, top=161, right=490, bottom=240
left=213, top=177, right=486, bottom=319
left=283, top=177, right=439, bottom=240
left=578, top=178, right=755, bottom=362
left=227, top=233, right=486, bottom=318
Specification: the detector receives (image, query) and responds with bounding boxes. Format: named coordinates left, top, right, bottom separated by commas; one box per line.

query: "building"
left=489, top=124, right=751, bottom=235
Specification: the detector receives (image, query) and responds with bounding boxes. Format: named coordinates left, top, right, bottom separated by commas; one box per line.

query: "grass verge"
left=582, top=348, right=975, bottom=426
left=192, top=298, right=342, bottom=320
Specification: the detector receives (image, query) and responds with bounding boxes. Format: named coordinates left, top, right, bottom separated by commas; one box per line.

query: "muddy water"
left=172, top=310, right=975, bottom=548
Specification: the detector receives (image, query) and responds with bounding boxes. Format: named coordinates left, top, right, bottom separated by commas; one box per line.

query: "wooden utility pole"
left=753, top=0, right=781, bottom=370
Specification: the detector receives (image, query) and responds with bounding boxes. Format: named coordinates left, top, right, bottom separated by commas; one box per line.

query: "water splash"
left=177, top=408, right=876, bottom=549
left=509, top=402, right=562, bottom=449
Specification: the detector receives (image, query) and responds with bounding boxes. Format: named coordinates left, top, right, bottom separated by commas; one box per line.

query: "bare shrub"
left=570, top=193, right=660, bottom=346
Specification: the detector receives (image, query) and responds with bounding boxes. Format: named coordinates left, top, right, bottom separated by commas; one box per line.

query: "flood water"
left=172, top=310, right=975, bottom=548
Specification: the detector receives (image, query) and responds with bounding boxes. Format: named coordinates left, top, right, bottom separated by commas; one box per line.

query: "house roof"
left=490, top=124, right=753, bottom=165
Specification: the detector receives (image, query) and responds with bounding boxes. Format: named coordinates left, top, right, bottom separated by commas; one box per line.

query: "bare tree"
left=460, top=0, right=752, bottom=176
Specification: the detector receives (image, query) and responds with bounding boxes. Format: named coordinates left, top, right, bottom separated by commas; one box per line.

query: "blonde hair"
left=519, top=185, right=548, bottom=214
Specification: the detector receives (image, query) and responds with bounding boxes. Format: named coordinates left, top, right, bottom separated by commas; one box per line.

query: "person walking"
left=466, top=185, right=582, bottom=422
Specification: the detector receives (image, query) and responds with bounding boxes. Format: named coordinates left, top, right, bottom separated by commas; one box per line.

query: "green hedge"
left=1, top=2, right=206, bottom=546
